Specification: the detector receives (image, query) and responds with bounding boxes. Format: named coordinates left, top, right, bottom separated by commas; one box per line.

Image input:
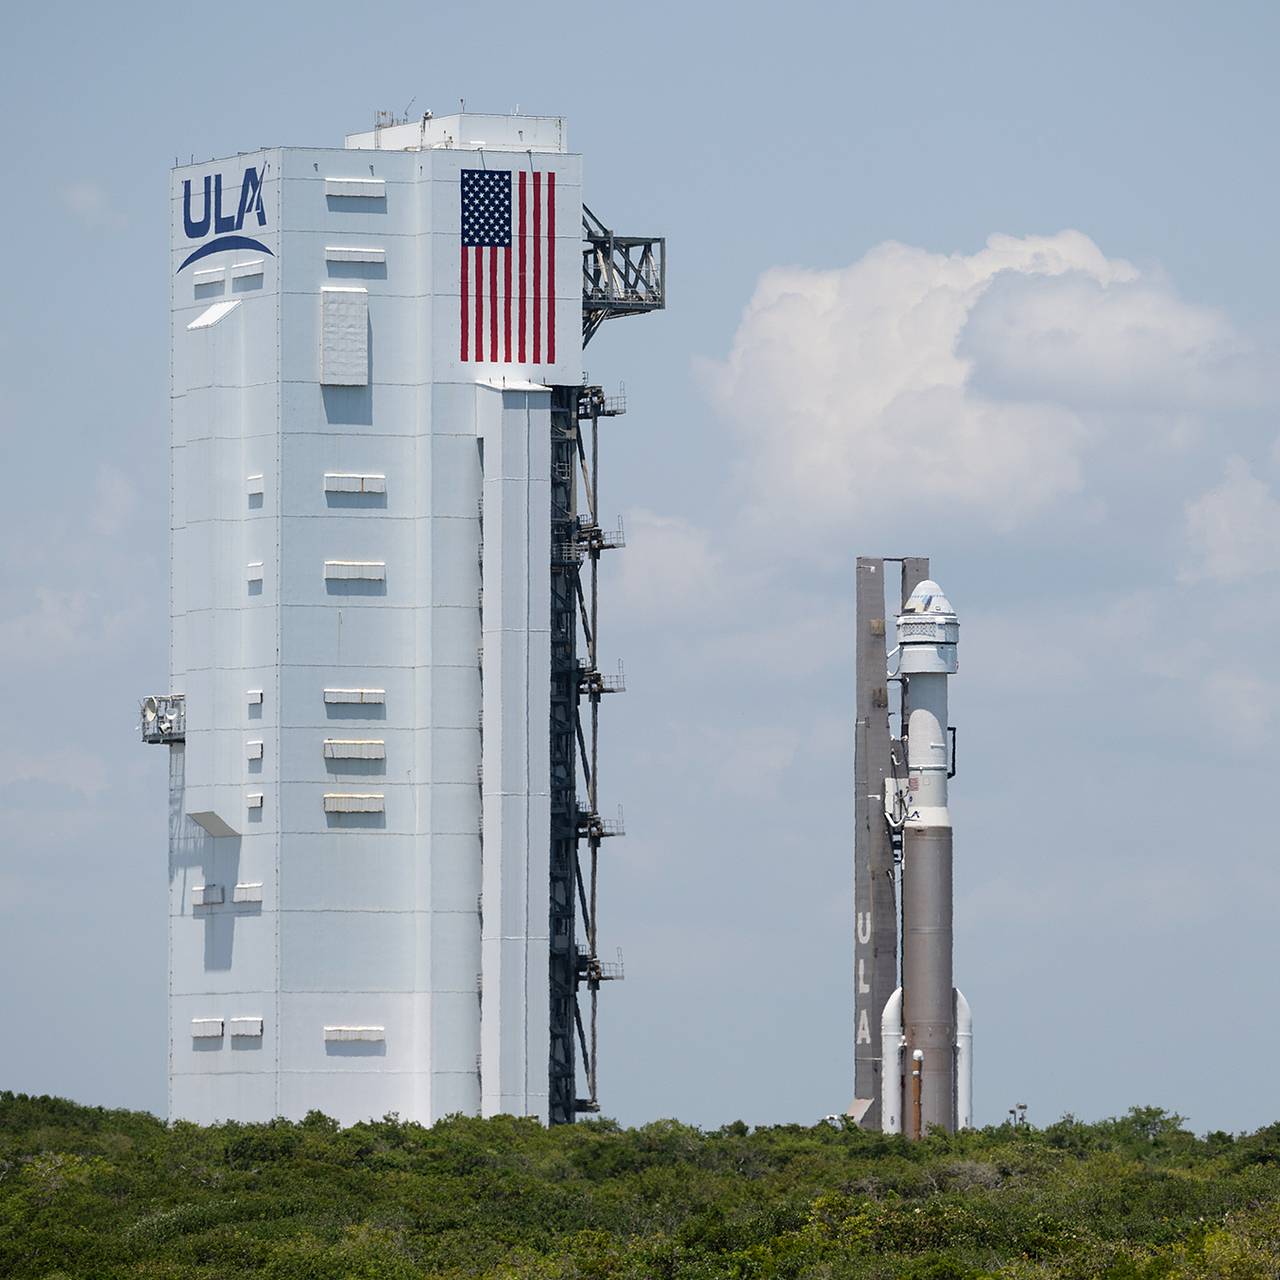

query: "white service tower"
left=142, top=113, right=663, bottom=1126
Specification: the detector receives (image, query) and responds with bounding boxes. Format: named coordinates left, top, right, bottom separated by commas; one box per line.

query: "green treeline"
left=5, top=1093, right=1280, bottom=1278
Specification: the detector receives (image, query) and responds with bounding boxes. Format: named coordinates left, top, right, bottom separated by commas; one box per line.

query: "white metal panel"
left=325, top=246, right=386, bottom=263
left=323, top=1025, right=385, bottom=1041
left=278, top=379, right=418, bottom=439
left=275, top=172, right=415, bottom=264
left=170, top=150, right=283, bottom=1128
left=431, top=517, right=481, bottom=606
left=428, top=834, right=483, bottom=912
left=431, top=782, right=480, bottom=836
left=430, top=910, right=482, bottom=995
left=171, top=988, right=275, bottom=1083
left=322, top=560, right=385, bottom=580
left=169, top=1073, right=277, bottom=1125
left=191, top=884, right=224, bottom=907
left=431, top=381, right=480, bottom=437
left=232, top=882, right=264, bottom=903
left=283, top=435, right=407, bottom=515
left=430, top=606, right=481, bottom=667
left=431, top=1063, right=483, bottom=1119
left=431, top=666, right=482, bottom=729
left=319, top=287, right=368, bottom=386
left=431, top=433, right=483, bottom=517
left=280, top=603, right=416, bottom=667
left=277, top=991, right=423, bottom=1073
left=193, top=267, right=225, bottom=285
left=286, top=511, right=408, bottom=604
left=191, top=1018, right=224, bottom=1038
left=285, top=669, right=398, bottom=724
left=346, top=113, right=567, bottom=154
left=431, top=727, right=479, bottom=784
left=279, top=833, right=425, bottom=912
left=322, top=792, right=385, bottom=813
left=478, top=387, right=552, bottom=1121
left=187, top=299, right=240, bottom=330
left=282, top=910, right=411, bottom=989
left=294, top=291, right=418, bottom=389
left=322, top=739, right=386, bottom=760
left=323, top=472, right=386, bottom=493
left=230, top=1016, right=264, bottom=1037
left=324, top=177, right=386, bottom=198
left=323, top=688, right=385, bottom=705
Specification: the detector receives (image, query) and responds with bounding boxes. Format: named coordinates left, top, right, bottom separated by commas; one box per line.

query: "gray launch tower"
left=852, top=557, right=972, bottom=1137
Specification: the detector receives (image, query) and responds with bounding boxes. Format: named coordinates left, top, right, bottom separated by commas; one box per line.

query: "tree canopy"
left=4, top=1092, right=1280, bottom=1278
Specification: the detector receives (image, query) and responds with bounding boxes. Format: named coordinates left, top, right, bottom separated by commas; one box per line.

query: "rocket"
left=851, top=567, right=972, bottom=1137
left=882, top=579, right=971, bottom=1136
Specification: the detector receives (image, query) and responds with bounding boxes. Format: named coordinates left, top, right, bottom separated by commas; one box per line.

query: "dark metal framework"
left=547, top=205, right=666, bottom=1124
left=548, top=387, right=581, bottom=1123
left=548, top=386, right=627, bottom=1124
left=582, top=205, right=666, bottom=346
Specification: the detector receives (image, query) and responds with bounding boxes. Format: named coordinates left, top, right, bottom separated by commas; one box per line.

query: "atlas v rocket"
left=852, top=557, right=972, bottom=1137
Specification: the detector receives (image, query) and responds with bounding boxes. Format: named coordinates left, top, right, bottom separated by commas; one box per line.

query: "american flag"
left=460, top=167, right=556, bottom=364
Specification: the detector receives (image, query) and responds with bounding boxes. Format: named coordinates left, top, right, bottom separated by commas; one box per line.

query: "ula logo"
left=177, top=165, right=274, bottom=273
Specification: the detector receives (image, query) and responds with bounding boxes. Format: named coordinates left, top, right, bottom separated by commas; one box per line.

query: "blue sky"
left=3, top=0, right=1280, bottom=1132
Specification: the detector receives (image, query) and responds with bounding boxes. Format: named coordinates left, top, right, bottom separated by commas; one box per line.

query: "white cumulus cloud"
left=1182, top=456, right=1280, bottom=583
left=962, top=269, right=1257, bottom=413
left=702, top=230, right=1250, bottom=536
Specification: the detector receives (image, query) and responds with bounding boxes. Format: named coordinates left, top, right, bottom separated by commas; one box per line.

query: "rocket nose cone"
left=904, top=579, right=955, bottom=617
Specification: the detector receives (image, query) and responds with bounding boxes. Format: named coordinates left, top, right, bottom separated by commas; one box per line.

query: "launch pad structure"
left=852, top=557, right=972, bottom=1137
left=143, top=113, right=664, bottom=1128
left=548, top=383, right=628, bottom=1123
left=548, top=207, right=669, bottom=1122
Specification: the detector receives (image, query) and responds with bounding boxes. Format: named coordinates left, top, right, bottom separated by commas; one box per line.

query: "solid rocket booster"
left=894, top=579, right=966, bottom=1136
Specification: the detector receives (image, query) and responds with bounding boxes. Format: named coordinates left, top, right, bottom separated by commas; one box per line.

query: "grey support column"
left=853, top=558, right=896, bottom=1126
